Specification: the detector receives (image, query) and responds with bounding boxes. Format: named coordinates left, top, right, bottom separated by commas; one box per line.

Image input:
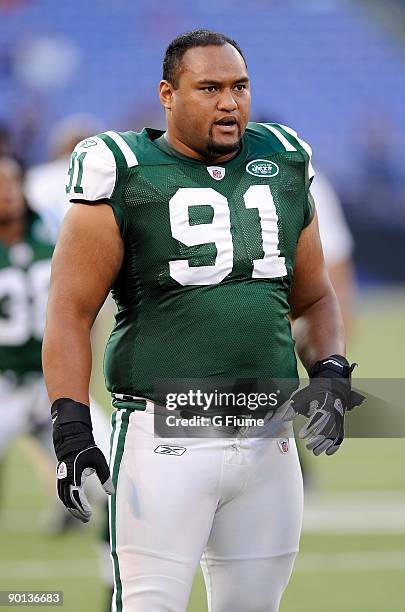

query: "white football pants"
left=109, top=403, right=303, bottom=612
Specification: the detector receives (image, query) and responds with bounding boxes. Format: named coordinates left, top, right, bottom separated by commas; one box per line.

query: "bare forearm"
left=42, top=313, right=93, bottom=405
left=291, top=291, right=345, bottom=373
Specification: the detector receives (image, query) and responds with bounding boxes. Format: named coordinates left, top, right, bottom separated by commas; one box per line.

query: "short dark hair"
left=162, top=29, right=247, bottom=88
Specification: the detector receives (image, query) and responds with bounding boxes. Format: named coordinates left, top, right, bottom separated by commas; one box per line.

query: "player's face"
left=0, top=164, right=26, bottom=223
left=162, top=44, right=250, bottom=162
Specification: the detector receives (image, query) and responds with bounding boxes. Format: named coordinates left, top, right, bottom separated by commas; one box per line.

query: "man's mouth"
left=213, top=118, right=238, bottom=133
left=214, top=118, right=237, bottom=126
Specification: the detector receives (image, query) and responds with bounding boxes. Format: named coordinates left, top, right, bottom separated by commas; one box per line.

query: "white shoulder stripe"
left=105, top=131, right=138, bottom=167
left=265, top=123, right=315, bottom=181
left=92, top=136, right=116, bottom=161
left=278, top=124, right=298, bottom=139
left=279, top=124, right=313, bottom=159
left=259, top=123, right=297, bottom=152
left=280, top=124, right=316, bottom=181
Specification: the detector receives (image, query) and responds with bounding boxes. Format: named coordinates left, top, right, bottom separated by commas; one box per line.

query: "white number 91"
left=169, top=186, right=286, bottom=286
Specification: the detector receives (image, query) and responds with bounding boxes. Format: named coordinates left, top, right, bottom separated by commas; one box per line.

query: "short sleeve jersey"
left=67, top=122, right=315, bottom=407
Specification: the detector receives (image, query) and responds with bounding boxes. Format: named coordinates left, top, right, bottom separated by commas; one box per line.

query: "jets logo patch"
left=154, top=445, right=186, bottom=456
left=80, top=138, right=98, bottom=148
left=57, top=462, right=67, bottom=479
left=246, top=159, right=279, bottom=177
left=207, top=166, right=225, bottom=181
left=277, top=439, right=289, bottom=454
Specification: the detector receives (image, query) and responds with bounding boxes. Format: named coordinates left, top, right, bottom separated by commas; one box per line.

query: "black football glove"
left=283, top=355, right=365, bottom=456
left=52, top=398, right=114, bottom=523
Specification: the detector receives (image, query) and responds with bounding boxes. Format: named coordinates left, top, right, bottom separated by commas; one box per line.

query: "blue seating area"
left=1, top=0, right=404, bottom=186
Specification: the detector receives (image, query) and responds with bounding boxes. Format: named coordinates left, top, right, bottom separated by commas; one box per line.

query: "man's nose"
left=217, top=89, right=238, bottom=112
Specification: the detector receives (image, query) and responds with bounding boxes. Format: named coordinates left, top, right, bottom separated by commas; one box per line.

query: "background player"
left=0, top=157, right=54, bottom=487
left=311, top=169, right=355, bottom=335
left=0, top=156, right=113, bottom=608
left=25, top=114, right=103, bottom=241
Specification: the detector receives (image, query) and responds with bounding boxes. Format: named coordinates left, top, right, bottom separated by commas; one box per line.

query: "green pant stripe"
left=109, top=410, right=117, bottom=464
left=110, top=410, right=131, bottom=612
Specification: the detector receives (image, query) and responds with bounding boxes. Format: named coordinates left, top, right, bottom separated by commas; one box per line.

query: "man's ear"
left=159, top=80, right=174, bottom=110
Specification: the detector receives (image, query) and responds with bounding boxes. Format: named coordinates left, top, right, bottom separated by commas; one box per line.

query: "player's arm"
left=43, top=203, right=123, bottom=402
left=286, top=212, right=364, bottom=455
left=288, top=210, right=344, bottom=369
left=42, top=202, right=123, bottom=520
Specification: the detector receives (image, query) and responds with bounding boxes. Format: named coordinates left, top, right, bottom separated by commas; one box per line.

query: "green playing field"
left=1, top=289, right=404, bottom=612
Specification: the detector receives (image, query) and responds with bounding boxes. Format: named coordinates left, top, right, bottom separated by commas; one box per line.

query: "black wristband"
left=309, top=355, right=355, bottom=379
left=51, top=397, right=93, bottom=429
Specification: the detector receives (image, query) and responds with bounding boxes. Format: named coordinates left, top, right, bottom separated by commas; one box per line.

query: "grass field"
left=1, top=289, right=404, bottom=612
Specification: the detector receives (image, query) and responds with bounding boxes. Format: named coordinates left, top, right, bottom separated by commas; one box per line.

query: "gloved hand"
left=283, top=355, right=365, bottom=456
left=52, top=397, right=114, bottom=522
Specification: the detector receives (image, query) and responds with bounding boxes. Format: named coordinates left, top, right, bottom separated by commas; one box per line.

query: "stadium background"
left=1, top=0, right=404, bottom=611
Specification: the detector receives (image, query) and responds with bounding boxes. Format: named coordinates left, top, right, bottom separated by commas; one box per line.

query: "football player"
left=0, top=155, right=110, bottom=498
left=0, top=156, right=113, bottom=607
left=44, top=30, right=363, bottom=612
left=0, top=157, right=55, bottom=473
left=25, top=113, right=103, bottom=241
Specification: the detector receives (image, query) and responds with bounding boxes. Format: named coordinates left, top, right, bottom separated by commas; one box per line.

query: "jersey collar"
left=145, top=128, right=249, bottom=169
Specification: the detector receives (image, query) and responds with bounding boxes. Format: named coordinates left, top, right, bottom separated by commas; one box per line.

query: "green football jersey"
left=68, top=122, right=315, bottom=407
left=0, top=211, right=53, bottom=375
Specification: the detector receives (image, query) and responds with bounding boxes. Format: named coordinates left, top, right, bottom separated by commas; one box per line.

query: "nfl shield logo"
left=278, top=439, right=289, bottom=454
left=207, top=166, right=225, bottom=181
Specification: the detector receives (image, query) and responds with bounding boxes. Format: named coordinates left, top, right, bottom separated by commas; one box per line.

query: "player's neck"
left=163, top=131, right=240, bottom=164
left=0, top=218, right=25, bottom=245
